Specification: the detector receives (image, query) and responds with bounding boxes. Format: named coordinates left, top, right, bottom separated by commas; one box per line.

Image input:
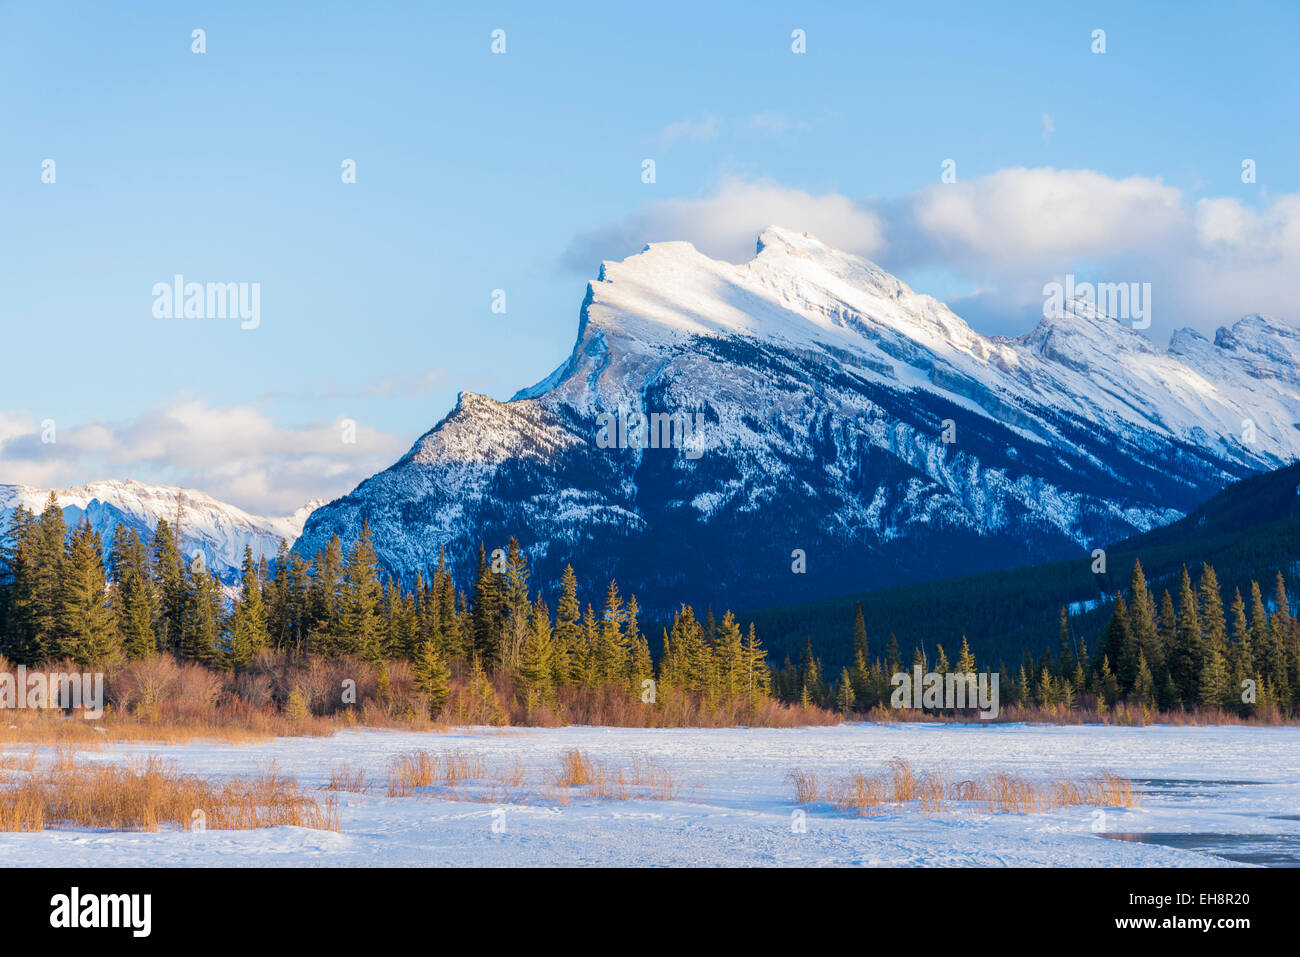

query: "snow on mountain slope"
left=299, top=227, right=1300, bottom=613
left=0, top=480, right=320, bottom=584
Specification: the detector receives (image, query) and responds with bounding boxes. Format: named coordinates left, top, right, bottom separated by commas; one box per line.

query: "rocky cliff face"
left=297, top=227, right=1300, bottom=613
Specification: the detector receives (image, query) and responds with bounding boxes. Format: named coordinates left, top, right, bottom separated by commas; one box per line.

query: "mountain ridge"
left=0, top=479, right=319, bottom=584
left=296, top=227, right=1299, bottom=613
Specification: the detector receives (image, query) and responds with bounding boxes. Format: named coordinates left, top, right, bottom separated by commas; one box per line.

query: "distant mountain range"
left=0, top=480, right=319, bottom=584
left=295, top=227, right=1300, bottom=614
left=749, top=460, right=1300, bottom=671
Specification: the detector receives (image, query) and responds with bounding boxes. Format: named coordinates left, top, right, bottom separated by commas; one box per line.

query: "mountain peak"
left=755, top=225, right=825, bottom=255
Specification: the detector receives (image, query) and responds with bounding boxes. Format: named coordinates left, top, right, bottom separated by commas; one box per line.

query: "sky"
left=2, top=0, right=1298, bottom=514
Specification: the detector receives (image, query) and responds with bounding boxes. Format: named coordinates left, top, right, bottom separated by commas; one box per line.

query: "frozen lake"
left=4, top=722, right=1298, bottom=866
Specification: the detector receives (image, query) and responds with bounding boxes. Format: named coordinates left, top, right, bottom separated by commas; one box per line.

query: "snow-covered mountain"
left=0, top=479, right=320, bottom=584
left=297, top=227, right=1300, bottom=613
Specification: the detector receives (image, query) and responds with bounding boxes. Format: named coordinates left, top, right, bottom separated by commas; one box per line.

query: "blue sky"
left=2, top=0, right=1297, bottom=512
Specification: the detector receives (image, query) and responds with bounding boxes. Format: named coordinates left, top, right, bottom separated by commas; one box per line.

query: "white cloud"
left=565, top=167, right=1300, bottom=339
left=657, top=116, right=720, bottom=146
left=0, top=401, right=407, bottom=516
left=564, top=177, right=886, bottom=270
left=902, top=167, right=1186, bottom=272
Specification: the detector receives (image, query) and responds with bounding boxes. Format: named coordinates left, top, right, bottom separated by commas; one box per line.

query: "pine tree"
left=111, top=527, right=158, bottom=659
left=1127, top=560, right=1161, bottom=672
left=151, top=517, right=186, bottom=656
left=623, top=595, right=644, bottom=684
left=1102, top=593, right=1137, bottom=694
left=956, top=635, right=977, bottom=675
left=553, top=564, right=582, bottom=686
left=0, top=505, right=38, bottom=662
left=285, top=685, right=311, bottom=722
left=742, top=624, right=770, bottom=704
left=1036, top=666, right=1056, bottom=708
left=1014, top=663, right=1030, bottom=706
left=31, top=493, right=68, bottom=660
left=335, top=523, right=384, bottom=661
left=58, top=521, right=120, bottom=665
left=1056, top=607, right=1075, bottom=676
left=1170, top=566, right=1205, bottom=703
left=1133, top=651, right=1155, bottom=707
left=464, top=654, right=505, bottom=725
left=471, top=543, right=504, bottom=669
left=714, top=610, right=745, bottom=697
left=307, top=536, right=344, bottom=654
left=499, top=539, right=531, bottom=670
left=1228, top=587, right=1254, bottom=685
left=1096, top=655, right=1119, bottom=709
left=884, top=633, right=902, bottom=674
left=1269, top=573, right=1294, bottom=705
left=852, top=603, right=868, bottom=663
left=836, top=667, right=856, bottom=713
left=1198, top=647, right=1232, bottom=711
left=225, top=546, right=270, bottom=669
left=180, top=563, right=223, bottom=666
left=596, top=579, right=629, bottom=682
left=517, top=597, right=555, bottom=709
left=413, top=639, right=451, bottom=717
left=933, top=644, right=950, bottom=676
left=1157, top=589, right=1177, bottom=664
left=1198, top=563, right=1228, bottom=657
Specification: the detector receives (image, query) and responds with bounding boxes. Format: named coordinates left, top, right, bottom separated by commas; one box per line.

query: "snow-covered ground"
left=4, top=722, right=1298, bottom=867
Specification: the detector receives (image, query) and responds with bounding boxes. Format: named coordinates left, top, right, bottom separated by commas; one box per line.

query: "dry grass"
left=0, top=756, right=338, bottom=832
left=381, top=747, right=683, bottom=806
left=0, top=652, right=845, bottom=746
left=552, top=749, right=681, bottom=802
left=386, top=749, right=488, bottom=797
left=326, top=763, right=370, bottom=793
left=792, top=759, right=1139, bottom=817
left=554, top=748, right=595, bottom=788
left=788, top=769, right=824, bottom=803
left=0, top=750, right=37, bottom=774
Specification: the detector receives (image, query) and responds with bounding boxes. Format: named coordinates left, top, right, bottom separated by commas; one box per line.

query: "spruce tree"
left=596, top=579, right=628, bottom=682
left=413, top=639, right=451, bottom=717
left=836, top=667, right=856, bottom=714
left=1133, top=651, right=1155, bottom=707
left=337, top=524, right=383, bottom=661
left=1102, top=594, right=1137, bottom=694
left=553, top=564, right=581, bottom=686
left=471, top=543, right=504, bottom=670
left=517, top=597, right=555, bottom=709
left=58, top=521, right=120, bottom=665
left=180, top=564, right=223, bottom=666
left=225, top=546, right=270, bottom=669
left=151, top=518, right=186, bottom=656
left=1171, top=566, right=1205, bottom=702
left=742, top=624, right=770, bottom=704
left=306, top=536, right=344, bottom=655
left=1127, top=560, right=1161, bottom=671
left=31, top=493, right=68, bottom=660
left=0, top=506, right=38, bottom=661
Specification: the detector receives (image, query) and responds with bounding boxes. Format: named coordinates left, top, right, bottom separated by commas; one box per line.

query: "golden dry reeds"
left=0, top=756, right=338, bottom=832
left=792, top=758, right=1139, bottom=817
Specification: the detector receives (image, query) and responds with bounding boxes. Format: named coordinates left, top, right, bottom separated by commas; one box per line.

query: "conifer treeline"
left=0, top=494, right=773, bottom=717
left=786, top=560, right=1300, bottom=718
left=4, top=496, right=1295, bottom=721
